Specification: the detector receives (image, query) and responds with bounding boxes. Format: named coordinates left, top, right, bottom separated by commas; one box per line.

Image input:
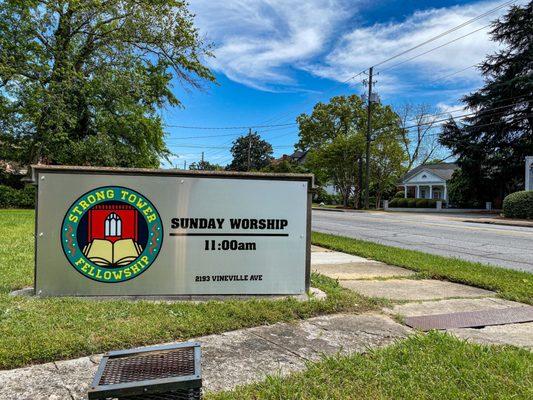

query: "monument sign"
left=31, top=166, right=313, bottom=297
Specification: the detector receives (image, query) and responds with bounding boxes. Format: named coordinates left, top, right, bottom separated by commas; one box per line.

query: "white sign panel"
left=33, top=167, right=312, bottom=297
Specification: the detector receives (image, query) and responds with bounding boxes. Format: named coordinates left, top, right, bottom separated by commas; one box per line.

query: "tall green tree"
left=297, top=95, right=405, bottom=208
left=0, top=0, right=214, bottom=167
left=305, top=134, right=364, bottom=207
left=227, top=131, right=273, bottom=171
left=370, top=132, right=407, bottom=207
left=440, top=2, right=532, bottom=205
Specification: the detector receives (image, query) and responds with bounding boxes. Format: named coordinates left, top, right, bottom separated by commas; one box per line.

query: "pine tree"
left=440, top=2, right=532, bottom=206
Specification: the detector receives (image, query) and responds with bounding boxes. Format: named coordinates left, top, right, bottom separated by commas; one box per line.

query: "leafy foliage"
left=189, top=160, right=224, bottom=171
left=297, top=95, right=406, bottom=208
left=261, top=159, right=309, bottom=174
left=503, top=191, right=533, bottom=219
left=227, top=131, right=273, bottom=171
left=0, top=185, right=35, bottom=208
left=0, top=0, right=214, bottom=167
left=440, top=3, right=533, bottom=205
left=447, top=169, right=484, bottom=208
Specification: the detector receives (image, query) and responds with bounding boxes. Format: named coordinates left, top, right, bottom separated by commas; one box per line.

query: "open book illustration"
left=83, top=239, right=142, bottom=267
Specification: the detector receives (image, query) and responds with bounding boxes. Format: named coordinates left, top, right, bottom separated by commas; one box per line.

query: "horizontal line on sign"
left=169, top=233, right=289, bottom=237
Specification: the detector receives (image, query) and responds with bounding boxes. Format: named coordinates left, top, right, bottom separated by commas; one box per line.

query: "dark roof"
left=289, top=150, right=308, bottom=163
left=275, top=150, right=308, bottom=165
left=402, top=163, right=459, bottom=182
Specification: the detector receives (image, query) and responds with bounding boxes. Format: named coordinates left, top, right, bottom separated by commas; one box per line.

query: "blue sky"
left=161, top=0, right=516, bottom=168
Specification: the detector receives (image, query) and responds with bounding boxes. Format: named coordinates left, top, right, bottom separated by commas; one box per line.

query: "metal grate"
left=100, top=347, right=196, bottom=385
left=88, top=342, right=201, bottom=400
left=404, top=306, right=533, bottom=331
left=103, top=388, right=202, bottom=400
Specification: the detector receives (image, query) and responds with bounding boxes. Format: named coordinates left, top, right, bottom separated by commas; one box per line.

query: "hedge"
left=0, top=185, right=35, bottom=209
left=388, top=198, right=446, bottom=209
left=503, top=191, right=533, bottom=219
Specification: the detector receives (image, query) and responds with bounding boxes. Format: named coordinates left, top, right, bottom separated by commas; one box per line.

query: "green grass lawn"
left=208, top=331, right=533, bottom=400
left=313, top=232, right=533, bottom=304
left=0, top=210, right=376, bottom=369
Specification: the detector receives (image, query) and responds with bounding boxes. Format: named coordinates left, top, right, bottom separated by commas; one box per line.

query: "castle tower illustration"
left=83, top=204, right=143, bottom=267
left=87, top=204, right=139, bottom=243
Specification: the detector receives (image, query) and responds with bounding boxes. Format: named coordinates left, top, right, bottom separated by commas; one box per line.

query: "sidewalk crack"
left=249, top=331, right=311, bottom=362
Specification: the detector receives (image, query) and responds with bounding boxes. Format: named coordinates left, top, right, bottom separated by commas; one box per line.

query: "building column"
left=404, top=185, right=408, bottom=198
left=443, top=184, right=447, bottom=201
left=416, top=185, right=420, bottom=198
left=429, top=185, right=433, bottom=199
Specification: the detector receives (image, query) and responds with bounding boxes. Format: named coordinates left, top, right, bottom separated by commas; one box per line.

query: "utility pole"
left=247, top=128, right=252, bottom=171
left=364, top=67, right=373, bottom=209
left=183, top=160, right=187, bottom=170
left=201, top=152, right=204, bottom=163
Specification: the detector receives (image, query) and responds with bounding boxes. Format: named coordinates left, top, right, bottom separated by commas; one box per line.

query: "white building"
left=400, top=163, right=459, bottom=201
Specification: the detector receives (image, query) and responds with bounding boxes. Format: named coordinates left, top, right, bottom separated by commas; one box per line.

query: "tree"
left=398, top=104, right=442, bottom=170
left=370, top=132, right=407, bottom=207
left=305, top=134, right=364, bottom=207
left=297, top=95, right=366, bottom=207
left=189, top=160, right=223, bottom=171
left=0, top=1, right=214, bottom=167
left=297, top=95, right=405, bottom=208
left=439, top=2, right=532, bottom=205
left=261, top=159, right=309, bottom=174
left=227, top=131, right=273, bottom=171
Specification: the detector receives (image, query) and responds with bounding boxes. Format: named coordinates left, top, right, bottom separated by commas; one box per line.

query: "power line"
left=427, top=63, right=479, bottom=84
left=414, top=112, right=533, bottom=137
left=384, top=99, right=532, bottom=135
left=162, top=1, right=519, bottom=136
left=371, top=0, right=515, bottom=69
left=167, top=144, right=295, bottom=150
left=401, top=94, right=530, bottom=124
left=164, top=122, right=295, bottom=130
left=379, top=24, right=491, bottom=73
left=175, top=96, right=529, bottom=157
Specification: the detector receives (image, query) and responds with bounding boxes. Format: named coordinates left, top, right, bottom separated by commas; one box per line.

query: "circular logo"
left=61, top=186, right=163, bottom=283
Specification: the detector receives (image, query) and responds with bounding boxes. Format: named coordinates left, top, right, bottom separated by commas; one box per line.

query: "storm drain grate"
left=88, top=342, right=201, bottom=400
left=404, top=306, right=533, bottom=331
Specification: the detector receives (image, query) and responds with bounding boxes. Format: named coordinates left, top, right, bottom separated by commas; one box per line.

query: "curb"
left=312, top=207, right=381, bottom=213
left=462, top=219, right=533, bottom=229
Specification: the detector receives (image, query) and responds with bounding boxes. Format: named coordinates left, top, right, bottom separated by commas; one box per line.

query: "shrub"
left=314, top=188, right=340, bottom=205
left=389, top=199, right=399, bottom=207
left=503, top=191, right=533, bottom=219
left=397, top=198, right=408, bottom=207
left=416, top=199, right=428, bottom=208
left=0, top=185, right=35, bottom=209
left=407, top=198, right=417, bottom=208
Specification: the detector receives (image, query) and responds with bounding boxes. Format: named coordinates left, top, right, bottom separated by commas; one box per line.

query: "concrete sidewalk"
left=1, top=246, right=531, bottom=399
left=0, top=313, right=411, bottom=399
left=312, top=245, right=532, bottom=349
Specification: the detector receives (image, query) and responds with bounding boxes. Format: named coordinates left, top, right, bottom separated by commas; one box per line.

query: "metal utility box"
left=88, top=342, right=202, bottom=399
left=32, top=166, right=313, bottom=297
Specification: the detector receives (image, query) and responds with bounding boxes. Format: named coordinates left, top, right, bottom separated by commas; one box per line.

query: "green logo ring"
left=61, top=186, right=163, bottom=283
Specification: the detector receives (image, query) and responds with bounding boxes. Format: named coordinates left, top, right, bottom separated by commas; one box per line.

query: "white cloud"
left=190, top=0, right=510, bottom=93
left=305, top=0, right=507, bottom=93
left=436, top=102, right=467, bottom=116
left=190, top=0, right=354, bottom=91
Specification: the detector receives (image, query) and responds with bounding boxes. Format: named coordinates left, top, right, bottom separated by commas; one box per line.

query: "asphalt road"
left=312, top=210, right=533, bottom=273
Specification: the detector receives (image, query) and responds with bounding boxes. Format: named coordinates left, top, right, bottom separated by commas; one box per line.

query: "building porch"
left=402, top=184, right=447, bottom=201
